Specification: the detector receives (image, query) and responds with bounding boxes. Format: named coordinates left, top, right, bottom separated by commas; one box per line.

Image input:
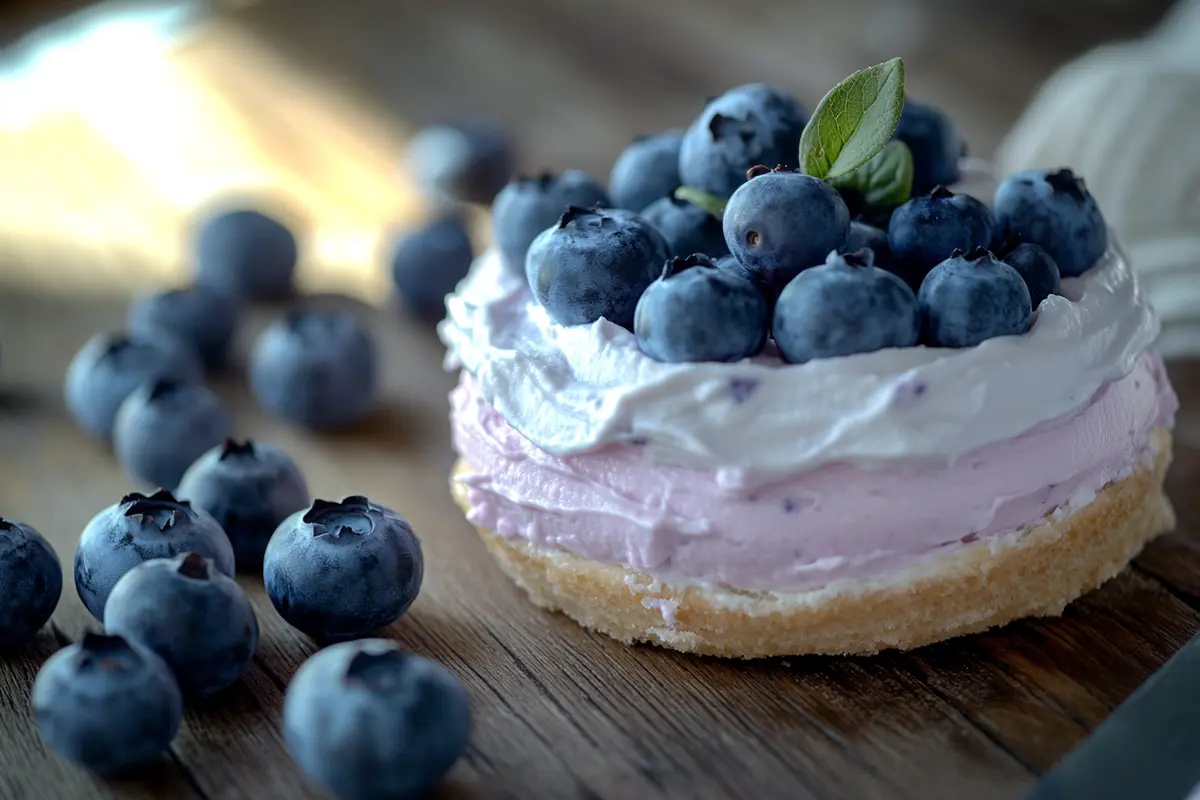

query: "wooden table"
left=0, top=1, right=1194, bottom=798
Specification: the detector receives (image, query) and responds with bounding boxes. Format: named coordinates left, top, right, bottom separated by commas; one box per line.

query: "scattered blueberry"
left=283, top=639, right=470, bottom=800
left=63, top=332, right=203, bottom=440
left=723, top=166, right=851, bottom=292
left=248, top=310, right=378, bottom=430
left=773, top=249, right=920, bottom=363
left=843, top=221, right=892, bottom=265
left=195, top=208, right=298, bottom=300
left=74, top=489, right=235, bottom=621
left=176, top=438, right=309, bottom=570
left=32, top=632, right=182, bottom=774
left=996, top=239, right=1062, bottom=309
left=918, top=247, right=1033, bottom=348
left=388, top=216, right=474, bottom=320
left=993, top=168, right=1108, bottom=277
left=492, top=171, right=610, bottom=276
left=263, top=496, right=423, bottom=641
left=526, top=206, right=669, bottom=330
left=641, top=196, right=730, bottom=260
left=634, top=255, right=768, bottom=363
left=678, top=84, right=808, bottom=198
left=609, top=130, right=684, bottom=212
left=892, top=99, right=963, bottom=194
left=127, top=285, right=240, bottom=371
left=0, top=518, right=62, bottom=645
left=887, top=186, right=995, bottom=287
left=105, top=552, right=259, bottom=696
left=404, top=120, right=513, bottom=206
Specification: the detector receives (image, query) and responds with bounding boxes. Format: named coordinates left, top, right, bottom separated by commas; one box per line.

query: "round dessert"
left=438, top=64, right=1177, bottom=658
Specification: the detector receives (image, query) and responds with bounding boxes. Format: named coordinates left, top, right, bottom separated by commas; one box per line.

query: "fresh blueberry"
left=773, top=249, right=920, bottom=363
left=195, top=208, right=298, bottom=300
left=404, top=120, right=513, bottom=206
left=995, top=239, right=1062, bottom=309
left=263, top=496, right=423, bottom=641
left=0, top=517, right=62, bottom=645
left=127, top=285, right=240, bottom=371
left=641, top=196, right=730, bottom=260
left=283, top=639, right=470, bottom=800
left=32, top=632, right=182, bottom=774
left=175, top=438, right=309, bottom=570
left=892, top=99, right=963, bottom=194
left=248, top=310, right=378, bottom=430
left=526, top=206, right=669, bottom=330
left=74, top=489, right=235, bottom=622
left=918, top=247, right=1033, bottom=348
left=388, top=216, right=474, bottom=320
left=492, top=171, right=610, bottom=276
left=678, top=84, right=808, bottom=198
left=635, top=255, right=768, bottom=363
left=105, top=552, right=259, bottom=696
left=63, top=332, right=203, bottom=440
left=609, top=130, right=684, bottom=212
left=843, top=221, right=892, bottom=265
left=887, top=186, right=996, bottom=287
left=114, top=378, right=233, bottom=491
left=723, top=166, right=851, bottom=293
left=993, top=168, right=1108, bottom=277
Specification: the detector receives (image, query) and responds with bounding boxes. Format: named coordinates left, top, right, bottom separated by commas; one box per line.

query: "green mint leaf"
left=673, top=186, right=727, bottom=220
left=799, top=57, right=906, bottom=180
left=828, top=139, right=914, bottom=209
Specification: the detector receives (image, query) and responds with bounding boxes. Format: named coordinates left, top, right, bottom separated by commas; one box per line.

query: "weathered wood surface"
left=0, top=1, right=1192, bottom=798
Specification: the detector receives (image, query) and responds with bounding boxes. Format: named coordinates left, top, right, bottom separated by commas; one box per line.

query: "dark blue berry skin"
left=176, top=438, right=309, bottom=571
left=74, top=489, right=235, bottom=622
left=405, top=120, right=513, bottom=206
left=993, top=168, right=1108, bottom=277
left=641, top=196, right=730, bottom=260
left=284, top=639, right=470, bottom=800
left=773, top=249, right=920, bottom=364
left=64, top=332, right=203, bottom=441
left=127, top=285, right=240, bottom=372
left=195, top=209, right=298, bottom=300
left=0, top=518, right=62, bottom=645
left=105, top=552, right=259, bottom=697
left=388, top=216, right=474, bottom=320
left=32, top=633, right=182, bottom=774
left=609, top=130, right=684, bottom=212
left=678, top=84, right=808, bottom=198
left=892, top=99, right=963, bottom=194
left=526, top=206, right=669, bottom=330
left=492, top=171, right=610, bottom=276
left=114, top=379, right=234, bottom=491
left=918, top=248, right=1033, bottom=348
left=887, top=186, right=996, bottom=287
left=635, top=255, right=768, bottom=363
left=263, top=496, right=423, bottom=642
left=723, top=168, right=851, bottom=293
left=249, top=310, right=378, bottom=430
left=1000, top=242, right=1062, bottom=309
left=844, top=221, right=892, bottom=265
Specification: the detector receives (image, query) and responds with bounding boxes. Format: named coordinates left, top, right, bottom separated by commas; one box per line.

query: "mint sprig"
left=673, top=186, right=727, bottom=220
left=828, top=139, right=914, bottom=209
left=799, top=57, right=905, bottom=180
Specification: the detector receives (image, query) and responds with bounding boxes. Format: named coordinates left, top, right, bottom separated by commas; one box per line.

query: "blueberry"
left=263, top=496, right=423, bottom=641
left=388, top=216, right=474, bottom=320
left=635, top=255, right=768, bottom=363
left=773, top=249, right=920, bottom=363
left=843, top=221, right=892, bottom=265
left=195, top=208, right=298, bottom=300
left=679, top=84, right=808, bottom=198
left=492, top=171, right=610, bottom=276
left=32, top=632, right=182, bottom=774
left=176, top=438, right=309, bottom=570
left=64, top=332, right=203, bottom=440
left=918, top=247, right=1033, bottom=348
left=283, top=639, right=470, bottom=800
left=892, top=99, right=963, bottom=194
left=127, top=285, right=240, bottom=371
left=249, top=310, right=378, bottom=430
left=105, top=552, right=259, bottom=696
left=404, top=120, right=513, bottom=206
left=993, top=168, right=1108, bottom=277
left=995, top=240, right=1062, bottom=309
left=722, top=166, right=851, bottom=293
left=74, top=489, right=235, bottom=621
left=887, top=186, right=995, bottom=287
left=0, top=517, right=62, bottom=645
left=641, top=196, right=730, bottom=260
left=609, top=130, right=684, bottom=212
left=526, top=206, right=669, bottom=330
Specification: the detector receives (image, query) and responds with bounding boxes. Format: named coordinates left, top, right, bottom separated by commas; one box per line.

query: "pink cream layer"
left=452, top=352, right=1177, bottom=592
